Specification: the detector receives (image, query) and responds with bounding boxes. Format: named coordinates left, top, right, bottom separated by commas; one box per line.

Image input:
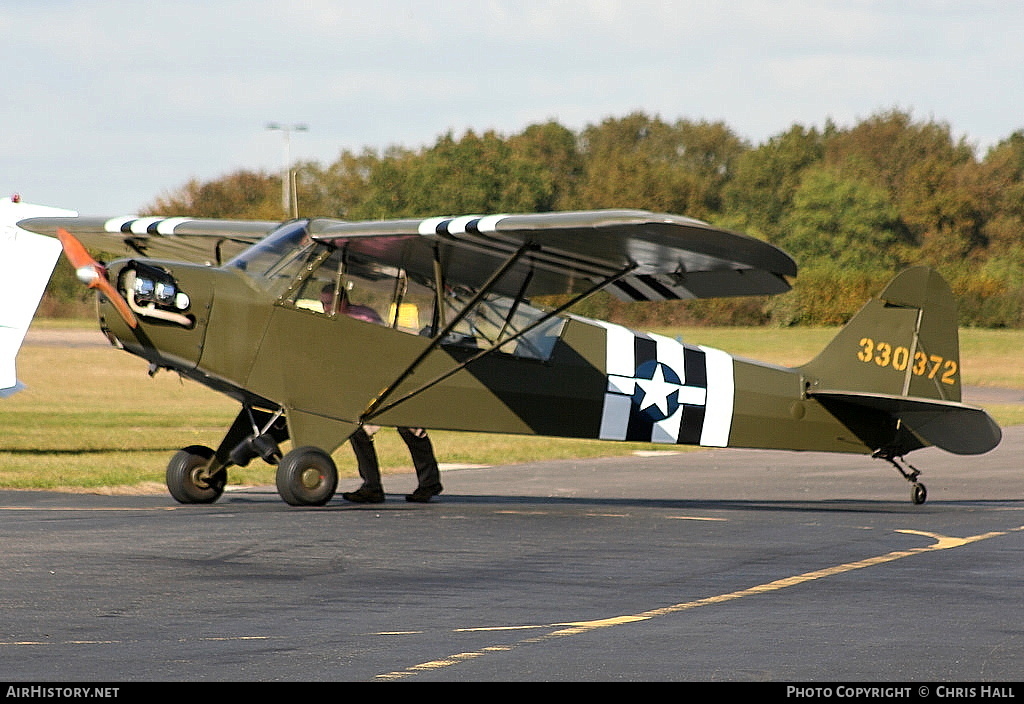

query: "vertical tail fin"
left=800, top=266, right=1000, bottom=456
left=0, top=197, right=71, bottom=396
left=800, top=266, right=961, bottom=402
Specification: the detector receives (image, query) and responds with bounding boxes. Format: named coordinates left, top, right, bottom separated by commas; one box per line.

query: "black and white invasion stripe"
left=596, top=320, right=734, bottom=447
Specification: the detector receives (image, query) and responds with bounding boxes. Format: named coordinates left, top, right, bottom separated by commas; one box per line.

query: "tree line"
left=47, top=109, right=1024, bottom=327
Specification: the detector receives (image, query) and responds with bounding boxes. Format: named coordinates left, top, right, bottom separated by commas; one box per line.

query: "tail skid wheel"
left=875, top=452, right=928, bottom=505
left=276, top=446, right=338, bottom=506
left=167, top=445, right=225, bottom=504
left=911, top=482, right=928, bottom=505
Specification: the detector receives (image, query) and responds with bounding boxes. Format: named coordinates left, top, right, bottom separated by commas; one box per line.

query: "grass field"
left=3, top=323, right=1021, bottom=493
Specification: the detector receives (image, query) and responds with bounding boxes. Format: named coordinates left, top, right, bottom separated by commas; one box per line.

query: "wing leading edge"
left=309, top=209, right=797, bottom=300
left=16, top=215, right=280, bottom=266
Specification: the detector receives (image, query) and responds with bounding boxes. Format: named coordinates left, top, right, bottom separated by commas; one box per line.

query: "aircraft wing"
left=309, top=210, right=797, bottom=300
left=15, top=215, right=280, bottom=266
left=810, top=390, right=1003, bottom=456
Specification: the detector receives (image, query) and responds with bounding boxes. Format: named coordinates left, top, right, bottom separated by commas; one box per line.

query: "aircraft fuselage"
left=99, top=258, right=871, bottom=457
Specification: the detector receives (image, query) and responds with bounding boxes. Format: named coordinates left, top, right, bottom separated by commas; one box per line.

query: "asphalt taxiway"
left=1, top=426, right=1022, bottom=682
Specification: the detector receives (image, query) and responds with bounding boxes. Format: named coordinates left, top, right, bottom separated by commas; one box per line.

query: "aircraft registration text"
left=857, top=337, right=957, bottom=385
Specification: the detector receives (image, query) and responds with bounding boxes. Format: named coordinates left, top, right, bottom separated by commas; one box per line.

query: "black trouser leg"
left=349, top=426, right=383, bottom=491
left=397, top=427, right=441, bottom=491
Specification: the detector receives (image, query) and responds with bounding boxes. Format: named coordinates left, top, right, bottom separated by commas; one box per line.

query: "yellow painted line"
left=375, top=526, right=1023, bottom=680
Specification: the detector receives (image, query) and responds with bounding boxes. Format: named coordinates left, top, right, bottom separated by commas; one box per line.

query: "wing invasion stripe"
left=103, top=217, right=198, bottom=237
left=414, top=214, right=728, bottom=302
left=609, top=280, right=646, bottom=301
left=104, top=217, right=135, bottom=233
left=418, top=215, right=715, bottom=300
left=635, top=274, right=684, bottom=300
left=155, top=217, right=193, bottom=235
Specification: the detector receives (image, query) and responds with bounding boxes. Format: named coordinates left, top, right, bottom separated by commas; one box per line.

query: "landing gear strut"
left=165, top=404, right=288, bottom=504
left=874, top=450, right=927, bottom=505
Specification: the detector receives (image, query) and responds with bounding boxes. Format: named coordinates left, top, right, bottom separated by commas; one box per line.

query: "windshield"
left=226, top=220, right=311, bottom=278
left=225, top=220, right=314, bottom=295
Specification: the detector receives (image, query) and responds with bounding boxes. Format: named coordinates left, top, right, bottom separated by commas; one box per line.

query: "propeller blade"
left=92, top=276, right=138, bottom=329
left=54, top=227, right=97, bottom=271
left=55, top=228, right=138, bottom=329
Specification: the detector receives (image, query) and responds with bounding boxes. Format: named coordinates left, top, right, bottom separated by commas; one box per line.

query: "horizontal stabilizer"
left=811, top=390, right=1002, bottom=456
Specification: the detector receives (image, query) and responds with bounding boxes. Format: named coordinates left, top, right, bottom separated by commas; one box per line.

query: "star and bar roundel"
left=596, top=322, right=735, bottom=447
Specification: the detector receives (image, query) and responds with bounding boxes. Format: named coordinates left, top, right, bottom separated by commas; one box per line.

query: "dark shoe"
left=405, top=485, right=442, bottom=503
left=342, top=487, right=385, bottom=503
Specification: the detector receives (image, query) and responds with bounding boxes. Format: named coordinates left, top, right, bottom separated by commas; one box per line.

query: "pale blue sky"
left=3, top=0, right=1022, bottom=214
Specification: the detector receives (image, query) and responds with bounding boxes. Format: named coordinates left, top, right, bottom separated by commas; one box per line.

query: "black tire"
left=911, top=482, right=927, bottom=505
left=276, top=446, right=338, bottom=506
left=166, top=445, right=225, bottom=504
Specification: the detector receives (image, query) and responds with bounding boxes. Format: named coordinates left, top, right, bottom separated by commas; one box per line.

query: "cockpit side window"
left=441, top=291, right=565, bottom=360
left=285, top=244, right=435, bottom=334
left=280, top=240, right=566, bottom=360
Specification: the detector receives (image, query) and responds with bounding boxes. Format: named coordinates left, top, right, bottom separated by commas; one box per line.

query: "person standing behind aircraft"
left=319, top=283, right=444, bottom=504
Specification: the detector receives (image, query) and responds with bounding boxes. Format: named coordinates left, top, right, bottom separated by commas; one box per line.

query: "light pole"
left=266, top=122, right=308, bottom=217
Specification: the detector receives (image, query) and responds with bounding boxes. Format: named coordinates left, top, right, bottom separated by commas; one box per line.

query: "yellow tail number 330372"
left=857, top=337, right=957, bottom=385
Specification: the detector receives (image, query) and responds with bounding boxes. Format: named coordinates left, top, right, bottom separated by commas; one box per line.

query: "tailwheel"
left=911, top=482, right=928, bottom=506
left=874, top=450, right=927, bottom=505
left=276, top=446, right=338, bottom=506
left=166, top=445, right=226, bottom=504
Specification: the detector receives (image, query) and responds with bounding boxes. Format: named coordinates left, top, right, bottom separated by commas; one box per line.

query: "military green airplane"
left=13, top=205, right=1001, bottom=506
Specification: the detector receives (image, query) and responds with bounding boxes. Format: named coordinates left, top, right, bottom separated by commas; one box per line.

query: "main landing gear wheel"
left=276, top=446, right=338, bottom=506
left=166, top=445, right=225, bottom=504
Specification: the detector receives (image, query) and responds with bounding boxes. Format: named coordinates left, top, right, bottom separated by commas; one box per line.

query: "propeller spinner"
left=56, top=227, right=138, bottom=328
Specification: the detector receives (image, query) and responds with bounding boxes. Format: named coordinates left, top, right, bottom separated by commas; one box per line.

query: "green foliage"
left=780, top=167, right=908, bottom=271
left=40, top=109, right=1024, bottom=328
left=146, top=171, right=282, bottom=219
left=763, top=265, right=890, bottom=327
left=722, top=124, right=825, bottom=238
left=573, top=113, right=747, bottom=218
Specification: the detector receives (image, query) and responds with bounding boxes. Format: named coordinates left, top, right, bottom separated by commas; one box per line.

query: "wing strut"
left=361, top=258, right=638, bottom=423
left=361, top=241, right=537, bottom=421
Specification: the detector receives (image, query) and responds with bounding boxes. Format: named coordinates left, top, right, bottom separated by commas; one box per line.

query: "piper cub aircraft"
left=11, top=200, right=1001, bottom=506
